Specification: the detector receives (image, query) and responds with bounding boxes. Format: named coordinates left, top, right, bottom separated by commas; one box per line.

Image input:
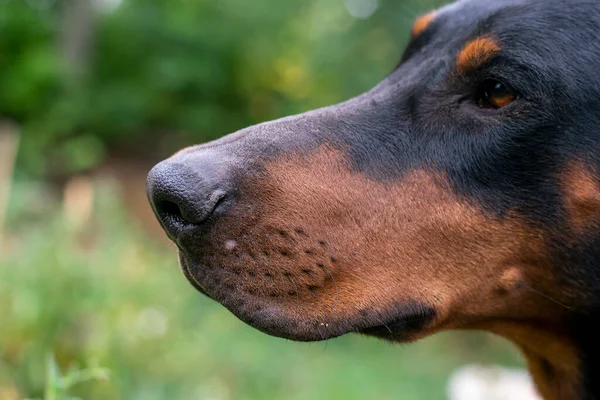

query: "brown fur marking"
left=457, top=37, right=501, bottom=73
left=244, top=148, right=558, bottom=313
left=257, top=147, right=580, bottom=394
left=412, top=12, right=436, bottom=37
left=198, top=146, right=582, bottom=395
left=562, top=161, right=600, bottom=234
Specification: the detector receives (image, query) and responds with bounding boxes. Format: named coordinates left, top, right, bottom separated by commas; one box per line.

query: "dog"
left=146, top=1, right=600, bottom=398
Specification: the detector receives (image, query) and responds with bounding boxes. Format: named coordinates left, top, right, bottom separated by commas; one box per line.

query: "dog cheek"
left=246, top=146, right=540, bottom=322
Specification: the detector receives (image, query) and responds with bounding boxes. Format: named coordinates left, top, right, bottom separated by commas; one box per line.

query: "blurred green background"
left=0, top=0, right=525, bottom=399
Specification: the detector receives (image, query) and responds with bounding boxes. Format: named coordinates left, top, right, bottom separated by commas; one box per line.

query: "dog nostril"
left=147, top=160, right=232, bottom=237
left=157, top=200, right=187, bottom=224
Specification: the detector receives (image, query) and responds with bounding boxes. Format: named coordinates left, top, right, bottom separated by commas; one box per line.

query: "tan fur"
left=562, top=161, right=600, bottom=234
left=457, top=37, right=501, bottom=73
left=412, top=12, right=436, bottom=37
left=183, top=146, right=586, bottom=397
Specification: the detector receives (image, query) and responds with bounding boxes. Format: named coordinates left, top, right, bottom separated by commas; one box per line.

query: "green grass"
left=1, top=181, right=524, bottom=400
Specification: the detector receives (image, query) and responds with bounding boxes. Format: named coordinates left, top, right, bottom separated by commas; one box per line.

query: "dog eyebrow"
left=411, top=11, right=436, bottom=37
left=456, top=37, right=501, bottom=73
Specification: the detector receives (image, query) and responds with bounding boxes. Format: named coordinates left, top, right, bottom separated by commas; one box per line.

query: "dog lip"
left=356, top=309, right=436, bottom=340
left=176, top=256, right=435, bottom=342
left=179, top=255, right=212, bottom=298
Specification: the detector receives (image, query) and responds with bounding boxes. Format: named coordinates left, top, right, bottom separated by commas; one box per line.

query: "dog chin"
left=231, top=304, right=436, bottom=343
left=179, top=256, right=436, bottom=342
left=179, top=255, right=212, bottom=297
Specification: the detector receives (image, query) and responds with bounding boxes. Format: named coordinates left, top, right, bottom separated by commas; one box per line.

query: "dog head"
left=147, top=1, right=600, bottom=395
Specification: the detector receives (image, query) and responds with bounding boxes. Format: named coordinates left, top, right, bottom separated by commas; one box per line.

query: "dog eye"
left=475, top=79, right=518, bottom=109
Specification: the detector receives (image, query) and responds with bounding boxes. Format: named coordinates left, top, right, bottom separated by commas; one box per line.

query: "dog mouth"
left=179, top=255, right=212, bottom=298
left=178, top=254, right=436, bottom=342
left=356, top=310, right=436, bottom=341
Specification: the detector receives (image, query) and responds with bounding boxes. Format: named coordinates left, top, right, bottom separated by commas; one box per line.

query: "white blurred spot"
left=92, top=0, right=123, bottom=13
left=224, top=240, right=237, bottom=251
left=25, top=0, right=57, bottom=10
left=448, top=365, right=542, bottom=400
left=343, top=0, right=379, bottom=19
left=135, top=308, right=168, bottom=339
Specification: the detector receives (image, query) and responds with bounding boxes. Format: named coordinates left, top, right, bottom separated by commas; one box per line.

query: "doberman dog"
left=146, top=0, right=600, bottom=398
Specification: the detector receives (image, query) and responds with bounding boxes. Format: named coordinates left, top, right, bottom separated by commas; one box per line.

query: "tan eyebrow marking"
left=411, top=12, right=436, bottom=37
left=457, top=37, right=501, bottom=73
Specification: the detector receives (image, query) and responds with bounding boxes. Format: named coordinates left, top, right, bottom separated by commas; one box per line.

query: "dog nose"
left=146, top=160, right=227, bottom=239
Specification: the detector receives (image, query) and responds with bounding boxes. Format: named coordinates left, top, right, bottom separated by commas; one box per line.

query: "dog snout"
left=146, top=155, right=230, bottom=240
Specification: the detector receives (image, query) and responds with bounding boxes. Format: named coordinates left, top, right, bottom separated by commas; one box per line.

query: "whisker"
left=317, top=324, right=327, bottom=341
left=519, top=281, right=572, bottom=310
left=378, top=316, right=394, bottom=335
left=369, top=300, right=394, bottom=338
left=321, top=264, right=340, bottom=314
left=287, top=275, right=300, bottom=299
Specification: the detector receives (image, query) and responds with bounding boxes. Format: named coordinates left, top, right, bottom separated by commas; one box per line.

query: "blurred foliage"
left=1, top=0, right=446, bottom=178
left=44, top=354, right=109, bottom=400
left=0, top=181, right=523, bottom=400
left=0, top=2, right=530, bottom=399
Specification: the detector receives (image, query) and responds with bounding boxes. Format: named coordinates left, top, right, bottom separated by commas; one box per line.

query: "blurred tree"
left=60, top=0, right=96, bottom=80
left=0, top=0, right=447, bottom=179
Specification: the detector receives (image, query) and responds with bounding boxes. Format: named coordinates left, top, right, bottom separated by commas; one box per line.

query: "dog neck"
left=488, top=313, right=600, bottom=400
